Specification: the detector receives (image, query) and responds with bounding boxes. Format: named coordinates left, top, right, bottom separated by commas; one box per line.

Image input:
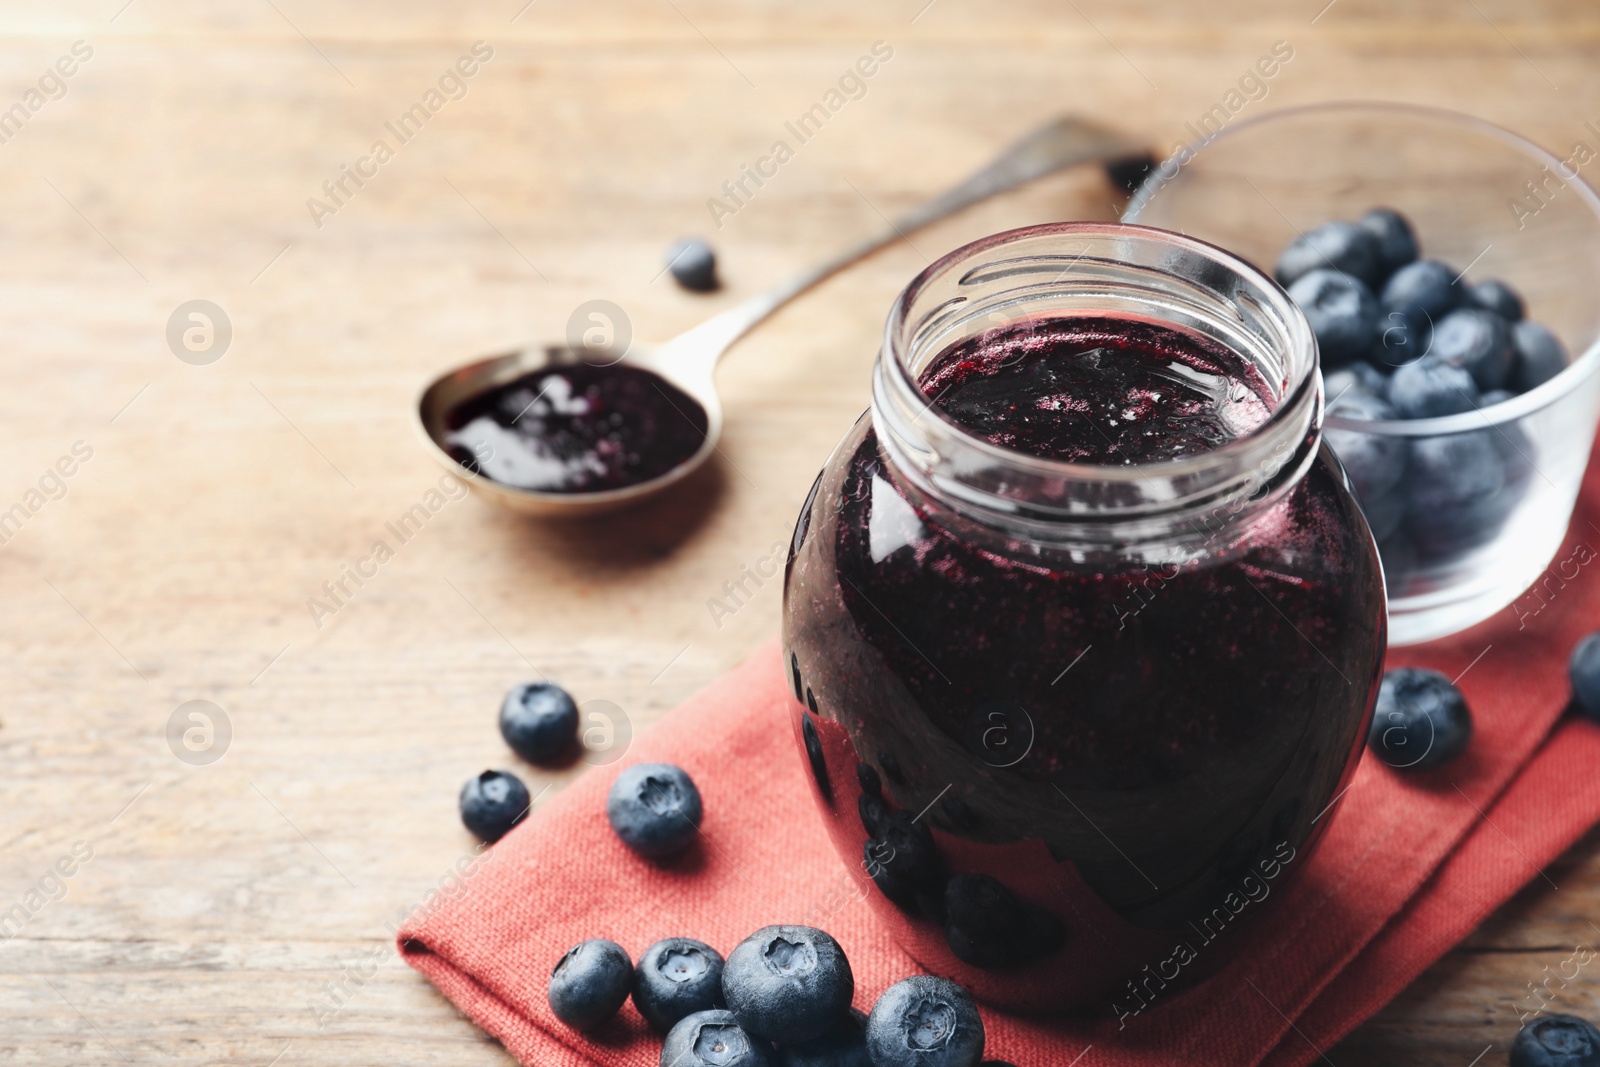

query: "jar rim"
left=878, top=222, right=1319, bottom=498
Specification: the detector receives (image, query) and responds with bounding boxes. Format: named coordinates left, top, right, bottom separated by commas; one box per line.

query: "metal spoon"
left=416, top=115, right=1149, bottom=517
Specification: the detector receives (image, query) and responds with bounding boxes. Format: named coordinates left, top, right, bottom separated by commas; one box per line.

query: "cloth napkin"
left=401, top=457, right=1600, bottom=1067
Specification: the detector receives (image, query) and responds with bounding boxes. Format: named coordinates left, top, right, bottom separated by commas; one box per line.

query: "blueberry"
left=1513, top=320, right=1569, bottom=392
left=1471, top=278, right=1524, bottom=321
left=1286, top=269, right=1379, bottom=366
left=801, top=713, right=832, bottom=803
left=1381, top=260, right=1463, bottom=324
left=548, top=938, right=633, bottom=1031
left=1404, top=432, right=1508, bottom=555
left=722, top=924, right=854, bottom=1043
left=499, top=682, right=578, bottom=765
left=1569, top=633, right=1600, bottom=719
left=1367, top=668, right=1472, bottom=771
left=632, top=937, right=726, bottom=1032
left=1276, top=221, right=1385, bottom=290
left=607, top=762, right=703, bottom=859
left=856, top=762, right=882, bottom=797
left=662, top=1009, right=774, bottom=1067
left=865, top=811, right=946, bottom=917
left=1324, top=363, right=1388, bottom=402
left=865, top=976, right=985, bottom=1067
left=1431, top=308, right=1515, bottom=391
left=1325, top=390, right=1408, bottom=502
left=1510, top=1013, right=1600, bottom=1067
left=459, top=769, right=531, bottom=842
left=1358, top=208, right=1419, bottom=278
left=1387, top=357, right=1478, bottom=418
left=666, top=237, right=718, bottom=292
left=776, top=1007, right=871, bottom=1067
left=1367, top=308, right=1432, bottom=368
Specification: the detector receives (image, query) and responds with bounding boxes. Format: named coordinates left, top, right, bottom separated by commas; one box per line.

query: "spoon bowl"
left=416, top=340, right=722, bottom=517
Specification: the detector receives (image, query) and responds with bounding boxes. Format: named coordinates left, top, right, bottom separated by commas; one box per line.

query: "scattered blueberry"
left=1325, top=390, right=1409, bottom=502
left=548, top=938, right=633, bottom=1031
left=1276, top=221, right=1385, bottom=290
left=856, top=762, right=882, bottom=797
left=1387, top=357, right=1478, bottom=418
left=662, top=1009, right=774, bottom=1067
left=1513, top=320, right=1569, bottom=392
left=499, top=682, right=578, bottom=765
left=1471, top=278, right=1524, bottom=321
left=459, top=769, right=531, bottom=842
left=633, top=937, right=727, bottom=1032
left=1431, top=308, right=1515, bottom=391
left=776, top=1007, right=871, bottom=1067
left=667, top=237, right=719, bottom=292
left=1367, top=668, right=1472, bottom=771
left=1569, top=633, right=1600, bottom=719
left=1287, top=269, right=1379, bottom=366
left=607, top=762, right=703, bottom=859
left=722, top=924, right=855, bottom=1043
left=1510, top=1012, right=1600, bottom=1067
left=1359, top=207, right=1419, bottom=277
left=1404, top=431, right=1508, bottom=554
left=865, top=975, right=986, bottom=1067
left=801, top=713, right=832, bottom=803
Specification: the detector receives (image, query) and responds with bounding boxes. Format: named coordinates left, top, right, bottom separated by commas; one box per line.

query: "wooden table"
left=3, top=1, right=1596, bottom=1062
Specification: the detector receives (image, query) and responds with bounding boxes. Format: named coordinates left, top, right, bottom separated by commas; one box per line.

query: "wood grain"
left=1, top=1, right=1597, bottom=1063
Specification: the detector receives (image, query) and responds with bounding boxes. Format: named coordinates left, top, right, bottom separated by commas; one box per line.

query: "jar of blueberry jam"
left=782, top=223, right=1386, bottom=1015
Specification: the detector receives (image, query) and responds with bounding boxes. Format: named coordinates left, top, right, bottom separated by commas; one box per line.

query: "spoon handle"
left=657, top=115, right=1149, bottom=375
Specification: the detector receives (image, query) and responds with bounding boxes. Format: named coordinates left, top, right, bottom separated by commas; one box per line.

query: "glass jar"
left=781, top=223, right=1386, bottom=1016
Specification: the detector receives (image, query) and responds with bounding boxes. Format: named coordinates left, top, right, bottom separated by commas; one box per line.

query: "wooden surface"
left=2, top=1, right=1598, bottom=1063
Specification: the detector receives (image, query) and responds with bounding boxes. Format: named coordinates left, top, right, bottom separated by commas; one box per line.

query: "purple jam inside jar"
left=782, top=305, right=1384, bottom=1014
left=444, top=363, right=708, bottom=494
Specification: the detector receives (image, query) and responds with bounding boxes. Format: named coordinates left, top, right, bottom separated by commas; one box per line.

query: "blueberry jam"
left=444, top=363, right=708, bottom=493
left=782, top=314, right=1384, bottom=1013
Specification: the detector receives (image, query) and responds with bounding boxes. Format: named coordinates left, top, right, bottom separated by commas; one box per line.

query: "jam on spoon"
left=444, top=363, right=709, bottom=494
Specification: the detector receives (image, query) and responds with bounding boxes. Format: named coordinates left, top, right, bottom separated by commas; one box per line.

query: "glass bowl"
left=1125, top=102, right=1600, bottom=645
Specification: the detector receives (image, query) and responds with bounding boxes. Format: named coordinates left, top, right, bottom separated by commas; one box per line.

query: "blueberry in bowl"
left=1287, top=269, right=1379, bottom=367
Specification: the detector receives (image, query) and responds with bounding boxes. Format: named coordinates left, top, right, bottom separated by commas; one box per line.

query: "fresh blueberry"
left=1510, top=1012, right=1600, bottom=1067
left=722, top=924, right=854, bottom=1043
left=459, top=769, right=531, bottom=842
left=1404, top=432, right=1508, bottom=555
left=548, top=938, right=633, bottom=1031
left=1367, top=668, right=1472, bottom=771
left=1471, top=278, right=1524, bottom=321
left=607, top=762, right=703, bottom=859
left=666, top=237, right=719, bottom=292
left=1387, top=357, right=1478, bottom=418
left=1358, top=208, right=1419, bottom=278
left=1569, top=633, right=1600, bottom=719
left=1513, top=320, right=1569, bottom=392
left=1367, top=309, right=1432, bottom=368
left=865, top=975, right=985, bottom=1067
left=776, top=1007, right=871, bottom=1067
left=1286, top=269, right=1379, bottom=366
left=1324, top=363, right=1388, bottom=402
left=633, top=937, right=726, bottom=1032
left=856, top=762, right=882, bottom=797
left=1325, top=390, right=1408, bottom=502
left=1431, top=308, right=1515, bottom=391
left=662, top=1009, right=774, bottom=1067
left=801, top=713, right=832, bottom=802
left=865, top=811, right=946, bottom=918
left=1276, top=221, right=1385, bottom=290
left=499, top=682, right=578, bottom=765
left=1381, top=260, right=1463, bottom=324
